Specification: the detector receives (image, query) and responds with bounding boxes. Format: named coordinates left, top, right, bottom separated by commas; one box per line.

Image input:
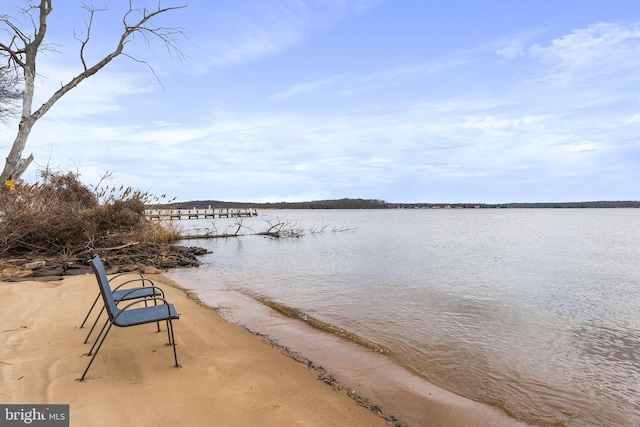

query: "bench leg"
left=79, top=294, right=101, bottom=329
left=79, top=321, right=114, bottom=381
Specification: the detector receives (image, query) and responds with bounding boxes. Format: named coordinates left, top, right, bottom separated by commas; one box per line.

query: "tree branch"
left=31, top=2, right=186, bottom=122
left=76, top=3, right=107, bottom=71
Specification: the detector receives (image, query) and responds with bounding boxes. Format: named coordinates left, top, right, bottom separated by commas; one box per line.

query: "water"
left=165, top=209, right=640, bottom=426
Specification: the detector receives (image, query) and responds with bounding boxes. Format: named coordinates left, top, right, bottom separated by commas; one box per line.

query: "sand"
left=0, top=274, right=389, bottom=426
left=0, top=273, right=528, bottom=426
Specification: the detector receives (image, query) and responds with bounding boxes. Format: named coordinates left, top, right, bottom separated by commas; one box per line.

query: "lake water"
left=165, top=208, right=640, bottom=426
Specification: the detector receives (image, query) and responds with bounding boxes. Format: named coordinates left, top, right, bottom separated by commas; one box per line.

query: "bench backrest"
left=89, top=255, right=119, bottom=321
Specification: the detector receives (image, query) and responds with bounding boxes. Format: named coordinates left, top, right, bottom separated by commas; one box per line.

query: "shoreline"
left=157, top=275, right=401, bottom=424
left=0, top=272, right=528, bottom=426
left=0, top=274, right=390, bottom=426
left=163, top=272, right=531, bottom=427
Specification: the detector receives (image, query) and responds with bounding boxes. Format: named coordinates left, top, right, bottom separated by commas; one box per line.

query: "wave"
left=256, top=297, right=390, bottom=355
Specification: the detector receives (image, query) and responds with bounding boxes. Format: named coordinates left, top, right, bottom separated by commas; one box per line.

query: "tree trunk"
left=0, top=1, right=49, bottom=186
left=2, top=68, right=36, bottom=182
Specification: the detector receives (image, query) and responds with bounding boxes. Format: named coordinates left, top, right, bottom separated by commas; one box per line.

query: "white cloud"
left=566, top=141, right=599, bottom=153
left=203, top=24, right=299, bottom=69
left=30, top=59, right=155, bottom=120
left=199, top=0, right=382, bottom=70
left=497, top=44, right=525, bottom=59
left=267, top=56, right=471, bottom=104
left=268, top=74, right=349, bottom=101
left=528, top=22, right=640, bottom=75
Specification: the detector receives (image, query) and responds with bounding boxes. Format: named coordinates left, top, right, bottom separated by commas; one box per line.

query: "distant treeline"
left=156, top=198, right=640, bottom=210
left=390, top=201, right=640, bottom=209
left=167, top=198, right=389, bottom=210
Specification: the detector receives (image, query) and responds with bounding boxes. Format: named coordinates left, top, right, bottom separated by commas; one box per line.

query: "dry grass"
left=0, top=171, right=179, bottom=257
left=129, top=220, right=182, bottom=243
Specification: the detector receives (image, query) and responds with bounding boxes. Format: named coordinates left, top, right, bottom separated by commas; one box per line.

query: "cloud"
left=497, top=44, right=525, bottom=59
left=30, top=59, right=155, bottom=120
left=203, top=23, right=299, bottom=69
left=198, top=0, right=382, bottom=70
left=267, top=56, right=470, bottom=104
left=528, top=22, right=640, bottom=76
left=268, top=74, right=349, bottom=101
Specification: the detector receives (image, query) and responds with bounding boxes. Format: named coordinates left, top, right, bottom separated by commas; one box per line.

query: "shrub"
left=0, top=171, right=178, bottom=256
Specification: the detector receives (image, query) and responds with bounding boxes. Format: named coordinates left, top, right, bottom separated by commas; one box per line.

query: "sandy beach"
left=0, top=272, right=528, bottom=426
left=0, top=274, right=390, bottom=426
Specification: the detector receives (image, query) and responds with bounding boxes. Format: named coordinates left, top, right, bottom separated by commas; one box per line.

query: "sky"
left=1, top=0, right=639, bottom=203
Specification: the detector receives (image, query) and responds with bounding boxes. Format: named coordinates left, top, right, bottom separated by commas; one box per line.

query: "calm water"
left=166, top=209, right=640, bottom=426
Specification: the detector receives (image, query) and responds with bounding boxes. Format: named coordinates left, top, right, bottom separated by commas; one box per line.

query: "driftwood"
left=93, top=242, right=141, bottom=252
left=0, top=243, right=209, bottom=281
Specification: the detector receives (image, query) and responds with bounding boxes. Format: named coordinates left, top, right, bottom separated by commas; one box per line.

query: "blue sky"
left=1, top=0, right=639, bottom=203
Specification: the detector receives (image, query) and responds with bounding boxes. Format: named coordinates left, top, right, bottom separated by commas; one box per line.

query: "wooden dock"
left=146, top=207, right=258, bottom=220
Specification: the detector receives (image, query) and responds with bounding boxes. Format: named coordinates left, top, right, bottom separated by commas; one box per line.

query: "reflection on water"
left=167, top=209, right=640, bottom=426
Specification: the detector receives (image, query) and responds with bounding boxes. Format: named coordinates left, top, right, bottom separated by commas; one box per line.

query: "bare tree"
left=0, top=0, right=186, bottom=198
